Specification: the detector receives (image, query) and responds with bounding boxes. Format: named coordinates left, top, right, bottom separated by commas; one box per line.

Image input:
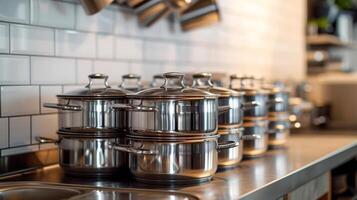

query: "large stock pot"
left=109, top=133, right=237, bottom=184
left=43, top=74, right=132, bottom=133
left=113, top=72, right=221, bottom=136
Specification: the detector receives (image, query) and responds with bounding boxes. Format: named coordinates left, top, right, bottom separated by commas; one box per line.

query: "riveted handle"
left=161, top=72, right=185, bottom=89
left=217, top=141, right=239, bottom=150
left=85, top=73, right=111, bottom=90
left=35, top=136, right=59, bottom=144
left=108, top=143, right=157, bottom=155
left=43, top=103, right=82, bottom=111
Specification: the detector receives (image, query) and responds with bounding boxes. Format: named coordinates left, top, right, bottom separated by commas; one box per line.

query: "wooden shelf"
left=307, top=34, right=357, bottom=48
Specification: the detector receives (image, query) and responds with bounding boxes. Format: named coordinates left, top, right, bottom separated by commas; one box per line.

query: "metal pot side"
left=58, top=135, right=128, bottom=177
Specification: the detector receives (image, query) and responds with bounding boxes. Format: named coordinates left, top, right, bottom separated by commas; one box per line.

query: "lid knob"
left=161, top=72, right=185, bottom=89
left=119, top=74, right=142, bottom=92
left=85, top=73, right=111, bottom=90
left=192, top=72, right=213, bottom=87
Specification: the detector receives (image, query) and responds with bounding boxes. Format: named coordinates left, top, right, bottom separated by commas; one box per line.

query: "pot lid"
left=130, top=72, right=218, bottom=99
left=262, top=83, right=289, bottom=94
left=57, top=74, right=131, bottom=98
left=229, top=74, right=269, bottom=95
left=191, top=73, right=243, bottom=97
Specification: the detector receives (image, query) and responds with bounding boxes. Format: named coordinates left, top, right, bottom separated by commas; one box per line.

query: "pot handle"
left=43, top=103, right=82, bottom=111
left=108, top=143, right=157, bottom=155
left=218, top=105, right=231, bottom=114
left=111, top=104, right=158, bottom=112
left=241, top=101, right=259, bottom=110
left=217, top=141, right=239, bottom=150
left=35, top=136, right=59, bottom=144
left=241, top=134, right=262, bottom=140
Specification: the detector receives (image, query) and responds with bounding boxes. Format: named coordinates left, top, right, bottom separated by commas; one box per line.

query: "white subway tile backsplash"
left=76, top=4, right=114, bottom=33
left=93, top=60, right=129, bottom=84
left=76, top=59, right=93, bottom=84
left=40, top=86, right=62, bottom=114
left=143, top=41, right=176, bottom=61
left=63, top=85, right=85, bottom=93
left=31, top=57, right=76, bottom=84
left=30, top=0, right=75, bottom=29
left=115, top=37, right=143, bottom=60
left=32, top=114, right=58, bottom=144
left=55, top=30, right=96, bottom=58
left=1, top=145, right=39, bottom=156
left=0, top=0, right=30, bottom=23
left=114, top=11, right=140, bottom=36
left=0, top=55, right=30, bottom=85
left=0, top=118, right=8, bottom=149
left=10, top=24, right=54, bottom=56
left=0, top=23, right=9, bottom=53
left=9, top=116, right=31, bottom=147
left=97, top=34, right=114, bottom=59
left=1, top=86, right=39, bottom=116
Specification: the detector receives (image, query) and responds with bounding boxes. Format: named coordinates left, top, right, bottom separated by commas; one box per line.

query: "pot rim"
left=57, top=131, right=125, bottom=138
left=127, top=133, right=220, bottom=142
left=130, top=130, right=217, bottom=137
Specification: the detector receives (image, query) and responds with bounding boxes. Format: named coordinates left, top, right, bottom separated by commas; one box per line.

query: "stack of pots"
left=229, top=75, right=270, bottom=158
left=110, top=72, right=237, bottom=184
left=191, top=73, right=245, bottom=169
left=262, top=82, right=291, bottom=147
left=38, top=73, right=132, bottom=177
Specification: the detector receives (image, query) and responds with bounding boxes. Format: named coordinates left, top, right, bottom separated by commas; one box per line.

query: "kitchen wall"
left=0, top=0, right=306, bottom=156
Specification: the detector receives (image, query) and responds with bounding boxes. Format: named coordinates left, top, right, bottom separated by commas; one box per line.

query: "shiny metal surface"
left=191, top=72, right=244, bottom=128
left=267, top=90, right=289, bottom=113
left=180, top=0, right=220, bottom=31
left=242, top=121, right=268, bottom=157
left=2, top=131, right=357, bottom=200
left=55, top=133, right=127, bottom=176
left=116, top=134, right=222, bottom=184
left=119, top=74, right=142, bottom=92
left=57, top=99, right=129, bottom=132
left=217, top=128, right=243, bottom=168
left=268, top=118, right=290, bottom=147
left=80, top=0, right=114, bottom=15
left=124, top=72, right=219, bottom=135
left=0, top=182, right=199, bottom=200
left=45, top=74, right=131, bottom=132
left=128, top=98, right=218, bottom=134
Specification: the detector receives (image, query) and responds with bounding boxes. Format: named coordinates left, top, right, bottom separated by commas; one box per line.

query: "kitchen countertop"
left=1, top=130, right=357, bottom=199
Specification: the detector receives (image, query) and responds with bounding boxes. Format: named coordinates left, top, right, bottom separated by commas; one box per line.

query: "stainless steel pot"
left=109, top=134, right=237, bottom=184
left=268, top=119, right=290, bottom=147
left=264, top=85, right=290, bottom=113
left=217, top=128, right=244, bottom=169
left=36, top=131, right=127, bottom=177
left=119, top=74, right=142, bottom=92
left=230, top=75, right=270, bottom=120
left=242, top=120, right=268, bottom=158
left=113, top=72, right=220, bottom=136
left=192, top=73, right=244, bottom=128
left=44, top=74, right=131, bottom=133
